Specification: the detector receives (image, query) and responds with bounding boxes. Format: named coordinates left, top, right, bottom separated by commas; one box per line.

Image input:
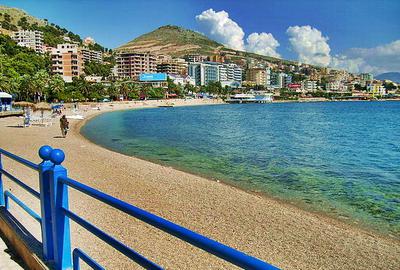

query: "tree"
left=384, top=82, right=397, bottom=91
left=27, top=69, right=50, bottom=102
left=17, top=17, right=30, bottom=29
left=47, top=75, right=65, bottom=101
left=184, top=83, right=197, bottom=95
left=84, top=61, right=112, bottom=78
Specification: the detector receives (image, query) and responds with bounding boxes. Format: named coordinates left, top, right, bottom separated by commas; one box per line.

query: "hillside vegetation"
left=0, top=5, right=108, bottom=51
left=118, top=25, right=297, bottom=65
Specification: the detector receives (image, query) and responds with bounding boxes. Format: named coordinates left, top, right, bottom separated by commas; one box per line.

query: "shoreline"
left=78, top=102, right=398, bottom=241
left=1, top=98, right=399, bottom=269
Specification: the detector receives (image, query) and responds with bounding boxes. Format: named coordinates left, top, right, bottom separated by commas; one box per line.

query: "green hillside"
left=0, top=5, right=46, bottom=32
left=0, top=5, right=108, bottom=51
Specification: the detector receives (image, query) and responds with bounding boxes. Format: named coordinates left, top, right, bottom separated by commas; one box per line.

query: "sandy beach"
left=0, top=99, right=399, bottom=269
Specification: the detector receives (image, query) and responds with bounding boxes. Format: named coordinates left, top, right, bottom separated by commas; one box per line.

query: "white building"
left=188, top=62, right=219, bottom=86
left=81, top=48, right=103, bottom=63
left=168, top=74, right=196, bottom=86
left=302, top=80, right=318, bottom=92
left=218, top=63, right=242, bottom=85
left=326, top=81, right=348, bottom=92
left=12, top=30, right=44, bottom=53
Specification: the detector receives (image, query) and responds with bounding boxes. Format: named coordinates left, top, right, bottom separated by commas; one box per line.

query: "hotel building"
left=12, top=30, right=44, bottom=53
left=81, top=48, right=103, bottom=63
left=247, top=68, right=271, bottom=86
left=188, top=62, right=243, bottom=86
left=116, top=52, right=157, bottom=80
left=51, top=44, right=84, bottom=82
left=157, top=58, right=188, bottom=75
left=188, top=62, right=219, bottom=86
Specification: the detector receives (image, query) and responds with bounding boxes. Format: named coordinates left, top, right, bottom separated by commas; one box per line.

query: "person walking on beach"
left=60, top=115, right=69, bottom=138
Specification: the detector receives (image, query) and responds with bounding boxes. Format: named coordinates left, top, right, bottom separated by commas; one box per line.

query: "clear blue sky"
left=1, top=0, right=399, bottom=65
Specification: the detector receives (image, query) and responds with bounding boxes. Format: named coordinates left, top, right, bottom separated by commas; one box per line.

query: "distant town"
left=1, top=8, right=398, bottom=103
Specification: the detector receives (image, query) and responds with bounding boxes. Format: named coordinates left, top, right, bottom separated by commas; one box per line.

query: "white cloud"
left=196, top=9, right=280, bottom=57
left=286, top=25, right=331, bottom=67
left=196, top=9, right=245, bottom=51
left=246, top=32, right=280, bottom=58
left=331, top=40, right=400, bottom=74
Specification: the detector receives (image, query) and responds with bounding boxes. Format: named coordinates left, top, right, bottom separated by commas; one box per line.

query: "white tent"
left=0, top=92, right=13, bottom=111
left=0, top=92, right=12, bottom=98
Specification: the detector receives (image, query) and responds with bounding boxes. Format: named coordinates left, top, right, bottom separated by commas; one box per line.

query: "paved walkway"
left=0, top=236, right=23, bottom=270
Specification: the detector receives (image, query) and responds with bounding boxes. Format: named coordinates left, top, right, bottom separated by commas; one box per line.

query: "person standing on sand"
left=60, top=115, right=69, bottom=138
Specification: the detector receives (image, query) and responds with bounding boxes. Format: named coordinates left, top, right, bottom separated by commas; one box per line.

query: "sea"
left=81, top=101, right=400, bottom=237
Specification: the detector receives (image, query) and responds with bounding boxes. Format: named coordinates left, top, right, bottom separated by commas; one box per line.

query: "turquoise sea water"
left=81, top=102, right=400, bottom=237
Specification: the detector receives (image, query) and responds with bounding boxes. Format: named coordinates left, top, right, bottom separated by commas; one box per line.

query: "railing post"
left=0, top=153, right=4, bottom=206
left=38, top=145, right=56, bottom=261
left=49, top=149, right=72, bottom=270
left=38, top=146, right=72, bottom=269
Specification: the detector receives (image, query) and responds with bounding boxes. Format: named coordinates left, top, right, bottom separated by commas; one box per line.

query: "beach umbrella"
left=33, top=102, right=51, bottom=111
left=14, top=101, right=35, bottom=108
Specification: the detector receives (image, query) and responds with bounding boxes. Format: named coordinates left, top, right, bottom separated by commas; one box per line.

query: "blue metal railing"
left=0, top=146, right=280, bottom=270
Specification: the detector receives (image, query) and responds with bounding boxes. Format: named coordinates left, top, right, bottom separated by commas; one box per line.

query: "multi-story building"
left=367, top=82, right=386, bottom=96
left=270, top=72, right=287, bottom=88
left=217, top=63, right=242, bottom=83
left=51, top=44, right=84, bottom=82
left=326, top=81, right=348, bottom=92
left=184, top=54, right=207, bottom=63
left=284, top=75, right=292, bottom=87
left=246, top=68, right=271, bottom=86
left=360, top=73, right=373, bottom=81
left=81, top=48, right=103, bottom=63
left=210, top=54, right=226, bottom=63
left=83, top=36, right=96, bottom=46
left=301, top=80, right=318, bottom=92
left=116, top=52, right=157, bottom=80
left=188, top=62, right=219, bottom=86
left=12, top=30, right=44, bottom=53
left=157, top=58, right=188, bottom=75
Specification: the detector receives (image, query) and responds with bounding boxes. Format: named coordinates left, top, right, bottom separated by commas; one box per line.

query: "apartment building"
left=367, top=82, right=386, bottom=96
left=184, top=54, right=207, bottom=63
left=270, top=72, right=288, bottom=88
left=81, top=48, right=103, bottom=63
left=51, top=44, right=84, bottom=82
left=188, top=62, right=219, bottom=86
left=156, top=58, right=188, bottom=75
left=12, top=30, right=44, bottom=53
left=246, top=68, right=271, bottom=86
left=301, top=80, right=318, bottom=92
left=217, top=63, right=242, bottom=84
left=116, top=52, right=157, bottom=80
left=360, top=73, right=374, bottom=81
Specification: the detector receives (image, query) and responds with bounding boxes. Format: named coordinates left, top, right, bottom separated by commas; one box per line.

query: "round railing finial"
left=50, top=149, right=65, bottom=165
left=39, top=145, right=53, bottom=161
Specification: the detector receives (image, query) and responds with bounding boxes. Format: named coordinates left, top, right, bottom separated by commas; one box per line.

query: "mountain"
left=0, top=5, right=107, bottom=51
left=375, top=72, right=400, bottom=83
left=0, top=5, right=46, bottom=34
left=117, top=25, right=296, bottom=65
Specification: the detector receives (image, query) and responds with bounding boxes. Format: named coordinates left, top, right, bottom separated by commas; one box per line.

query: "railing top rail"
left=0, top=168, right=40, bottom=199
left=60, top=176, right=278, bottom=270
left=0, top=148, right=39, bottom=171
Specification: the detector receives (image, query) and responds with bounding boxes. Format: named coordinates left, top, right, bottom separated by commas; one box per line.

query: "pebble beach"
left=0, top=99, right=399, bottom=269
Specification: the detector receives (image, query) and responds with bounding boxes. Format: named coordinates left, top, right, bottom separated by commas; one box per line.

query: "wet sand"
left=0, top=99, right=399, bottom=269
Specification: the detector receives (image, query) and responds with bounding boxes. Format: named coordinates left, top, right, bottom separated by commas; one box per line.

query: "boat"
left=226, top=91, right=273, bottom=103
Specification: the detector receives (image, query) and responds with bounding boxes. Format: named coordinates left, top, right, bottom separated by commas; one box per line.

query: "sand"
left=0, top=99, right=399, bottom=270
